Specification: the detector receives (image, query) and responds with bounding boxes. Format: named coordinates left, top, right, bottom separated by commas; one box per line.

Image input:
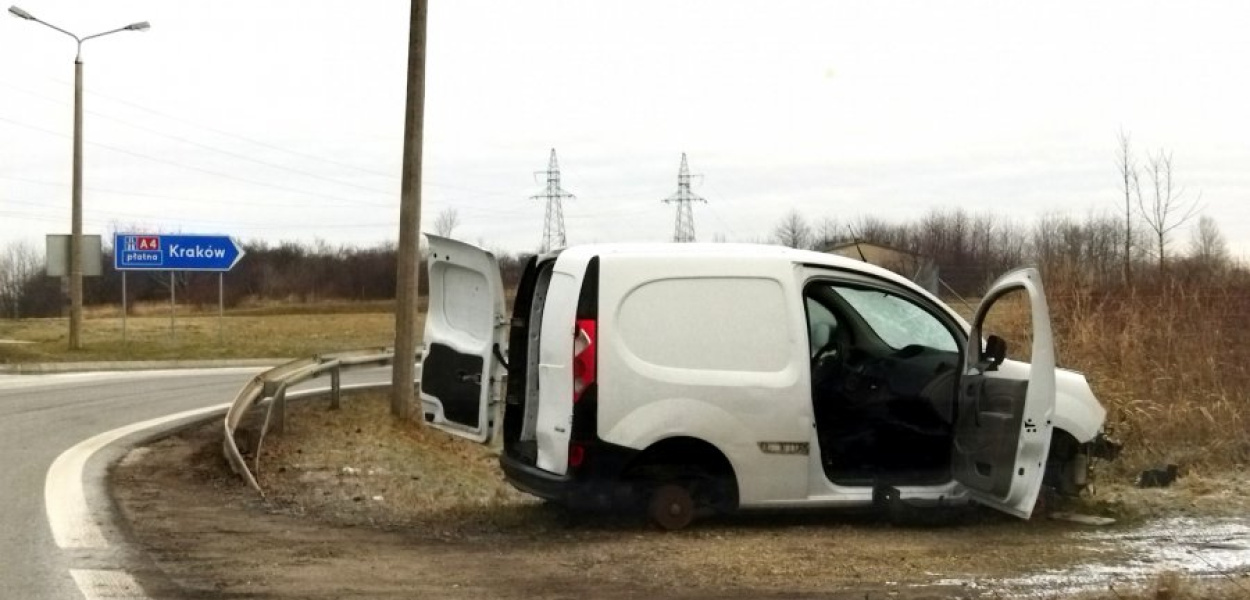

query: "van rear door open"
left=420, top=235, right=507, bottom=443
left=952, top=268, right=1056, bottom=518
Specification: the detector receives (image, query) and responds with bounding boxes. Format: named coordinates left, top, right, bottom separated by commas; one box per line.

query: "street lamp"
left=8, top=5, right=149, bottom=350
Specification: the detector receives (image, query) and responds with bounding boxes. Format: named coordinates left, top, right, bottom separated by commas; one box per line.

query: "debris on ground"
left=1050, top=512, right=1116, bottom=526
left=1138, top=464, right=1181, bottom=488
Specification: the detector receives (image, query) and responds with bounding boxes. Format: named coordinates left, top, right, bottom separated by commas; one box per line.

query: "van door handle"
left=457, top=370, right=481, bottom=384
left=493, top=343, right=510, bottom=369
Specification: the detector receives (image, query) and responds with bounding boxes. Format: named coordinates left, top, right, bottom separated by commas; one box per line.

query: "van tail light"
left=570, top=260, right=599, bottom=472
left=572, top=318, right=597, bottom=404
left=568, top=442, right=587, bottom=468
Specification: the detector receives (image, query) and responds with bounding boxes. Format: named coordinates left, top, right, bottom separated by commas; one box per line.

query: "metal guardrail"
left=222, top=347, right=406, bottom=494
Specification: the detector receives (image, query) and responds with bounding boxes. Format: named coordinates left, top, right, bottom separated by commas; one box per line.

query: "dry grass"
left=1044, top=274, right=1250, bottom=477
left=949, top=273, right=1250, bottom=478
left=256, top=393, right=541, bottom=535
left=0, top=307, right=408, bottom=363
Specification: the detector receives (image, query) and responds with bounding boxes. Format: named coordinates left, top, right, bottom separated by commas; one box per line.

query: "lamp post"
left=8, top=5, right=149, bottom=350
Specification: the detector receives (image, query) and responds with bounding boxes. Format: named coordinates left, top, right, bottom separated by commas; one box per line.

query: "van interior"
left=805, top=282, right=962, bottom=486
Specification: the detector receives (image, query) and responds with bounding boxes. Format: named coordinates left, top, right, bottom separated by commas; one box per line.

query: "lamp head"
left=125, top=21, right=150, bottom=31
left=8, top=5, right=35, bottom=20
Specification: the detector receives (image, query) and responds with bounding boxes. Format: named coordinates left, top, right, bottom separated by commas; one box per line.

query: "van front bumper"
left=1087, top=431, right=1121, bottom=461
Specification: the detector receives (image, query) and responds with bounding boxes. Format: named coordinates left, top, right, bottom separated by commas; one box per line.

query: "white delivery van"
left=420, top=236, right=1115, bottom=529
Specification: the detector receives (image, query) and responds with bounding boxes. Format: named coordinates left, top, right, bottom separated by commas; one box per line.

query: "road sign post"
left=113, top=234, right=246, bottom=344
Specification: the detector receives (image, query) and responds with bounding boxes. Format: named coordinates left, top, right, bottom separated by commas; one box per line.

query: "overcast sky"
left=2, top=1, right=1248, bottom=258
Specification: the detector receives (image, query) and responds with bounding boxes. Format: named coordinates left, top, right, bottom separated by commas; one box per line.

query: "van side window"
left=617, top=277, right=790, bottom=372
left=805, top=297, right=839, bottom=359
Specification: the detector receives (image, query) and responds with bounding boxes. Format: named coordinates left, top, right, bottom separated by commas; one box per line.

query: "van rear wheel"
left=648, top=483, right=696, bottom=530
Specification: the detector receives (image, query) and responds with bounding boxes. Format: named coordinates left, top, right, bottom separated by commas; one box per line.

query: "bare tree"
left=847, top=215, right=897, bottom=247
left=0, top=241, right=41, bottom=319
left=1136, top=149, right=1201, bottom=274
left=1116, top=129, right=1137, bottom=284
left=1188, top=214, right=1229, bottom=272
left=772, top=209, right=812, bottom=249
left=812, top=217, right=840, bottom=250
left=433, top=207, right=461, bottom=238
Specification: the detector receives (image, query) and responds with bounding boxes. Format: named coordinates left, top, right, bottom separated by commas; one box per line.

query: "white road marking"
left=42, top=371, right=393, bottom=600
left=45, top=403, right=230, bottom=549
left=69, top=569, right=146, bottom=600
left=0, top=367, right=265, bottom=392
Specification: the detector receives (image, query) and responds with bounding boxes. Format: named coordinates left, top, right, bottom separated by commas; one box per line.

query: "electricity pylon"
left=662, top=153, right=706, bottom=243
left=530, top=148, right=575, bottom=253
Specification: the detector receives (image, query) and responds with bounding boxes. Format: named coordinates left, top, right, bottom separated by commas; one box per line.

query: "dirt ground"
left=110, top=395, right=1250, bottom=599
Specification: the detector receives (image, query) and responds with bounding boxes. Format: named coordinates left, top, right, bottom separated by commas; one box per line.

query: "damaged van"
left=419, top=236, right=1115, bottom=529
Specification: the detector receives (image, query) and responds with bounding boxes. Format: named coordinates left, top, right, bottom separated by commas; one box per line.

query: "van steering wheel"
left=812, top=331, right=848, bottom=368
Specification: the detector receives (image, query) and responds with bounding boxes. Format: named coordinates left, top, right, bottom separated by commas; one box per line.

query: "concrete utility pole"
left=663, top=153, right=706, bottom=243
left=8, top=5, right=150, bottom=350
left=392, top=0, right=428, bottom=420
left=531, top=149, right=575, bottom=253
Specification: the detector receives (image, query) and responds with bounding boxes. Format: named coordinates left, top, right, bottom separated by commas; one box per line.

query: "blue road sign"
left=114, top=234, right=246, bottom=272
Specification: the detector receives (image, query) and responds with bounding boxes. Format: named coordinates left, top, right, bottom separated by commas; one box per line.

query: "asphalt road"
left=0, top=366, right=392, bottom=599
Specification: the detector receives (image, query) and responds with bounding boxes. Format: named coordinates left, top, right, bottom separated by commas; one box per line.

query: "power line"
left=0, top=200, right=398, bottom=232
left=88, top=112, right=399, bottom=197
left=0, top=80, right=399, bottom=197
left=1, top=84, right=710, bottom=239
left=27, top=77, right=404, bottom=182
left=697, top=181, right=742, bottom=241
left=0, top=114, right=395, bottom=208
left=1, top=174, right=315, bottom=209
left=1, top=78, right=518, bottom=199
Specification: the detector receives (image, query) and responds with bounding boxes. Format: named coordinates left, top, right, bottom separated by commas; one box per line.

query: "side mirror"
left=982, top=335, right=1007, bottom=371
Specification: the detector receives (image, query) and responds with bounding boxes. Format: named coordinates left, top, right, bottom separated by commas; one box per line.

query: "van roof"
left=557, top=242, right=919, bottom=289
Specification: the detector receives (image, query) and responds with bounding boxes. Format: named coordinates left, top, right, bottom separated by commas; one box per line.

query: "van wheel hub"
left=649, top=484, right=695, bottom=530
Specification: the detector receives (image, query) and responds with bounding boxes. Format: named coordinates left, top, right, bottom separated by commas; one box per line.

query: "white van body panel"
left=954, top=268, right=1056, bottom=518
left=593, top=252, right=813, bottom=504
left=601, top=397, right=810, bottom=504
left=1053, top=369, right=1106, bottom=443
left=423, top=242, right=1111, bottom=520
left=533, top=254, right=592, bottom=475
left=990, top=362, right=1103, bottom=444
left=419, top=235, right=507, bottom=443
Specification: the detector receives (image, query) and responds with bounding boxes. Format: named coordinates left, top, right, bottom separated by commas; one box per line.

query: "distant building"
left=823, top=240, right=939, bottom=295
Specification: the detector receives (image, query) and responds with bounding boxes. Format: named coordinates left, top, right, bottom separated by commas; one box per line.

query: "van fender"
left=1053, top=369, right=1105, bottom=443
left=999, top=360, right=1105, bottom=443
left=602, top=397, right=760, bottom=498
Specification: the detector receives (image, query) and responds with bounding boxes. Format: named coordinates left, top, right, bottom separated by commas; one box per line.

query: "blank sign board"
left=45, top=234, right=104, bottom=277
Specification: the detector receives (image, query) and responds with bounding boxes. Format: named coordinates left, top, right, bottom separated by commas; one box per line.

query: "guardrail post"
left=271, top=383, right=288, bottom=435
left=223, top=350, right=402, bottom=495
left=330, top=366, right=342, bottom=410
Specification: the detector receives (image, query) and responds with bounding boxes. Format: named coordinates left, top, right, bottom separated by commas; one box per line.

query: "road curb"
left=0, top=358, right=289, bottom=374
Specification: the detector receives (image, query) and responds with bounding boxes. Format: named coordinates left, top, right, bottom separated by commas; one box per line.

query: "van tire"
left=648, top=483, right=696, bottom=530
left=625, top=437, right=739, bottom=518
left=1042, top=429, right=1083, bottom=497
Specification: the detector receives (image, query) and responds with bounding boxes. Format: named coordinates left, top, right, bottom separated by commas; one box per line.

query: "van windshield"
left=835, top=287, right=958, bottom=353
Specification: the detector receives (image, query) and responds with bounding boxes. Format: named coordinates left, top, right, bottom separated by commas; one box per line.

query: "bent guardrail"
left=222, top=347, right=409, bottom=494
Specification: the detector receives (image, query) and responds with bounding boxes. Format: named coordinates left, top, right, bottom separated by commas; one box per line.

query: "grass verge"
left=0, top=307, right=408, bottom=363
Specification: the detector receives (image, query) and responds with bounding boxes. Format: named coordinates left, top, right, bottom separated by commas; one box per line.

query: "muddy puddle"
left=931, top=517, right=1250, bottom=597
